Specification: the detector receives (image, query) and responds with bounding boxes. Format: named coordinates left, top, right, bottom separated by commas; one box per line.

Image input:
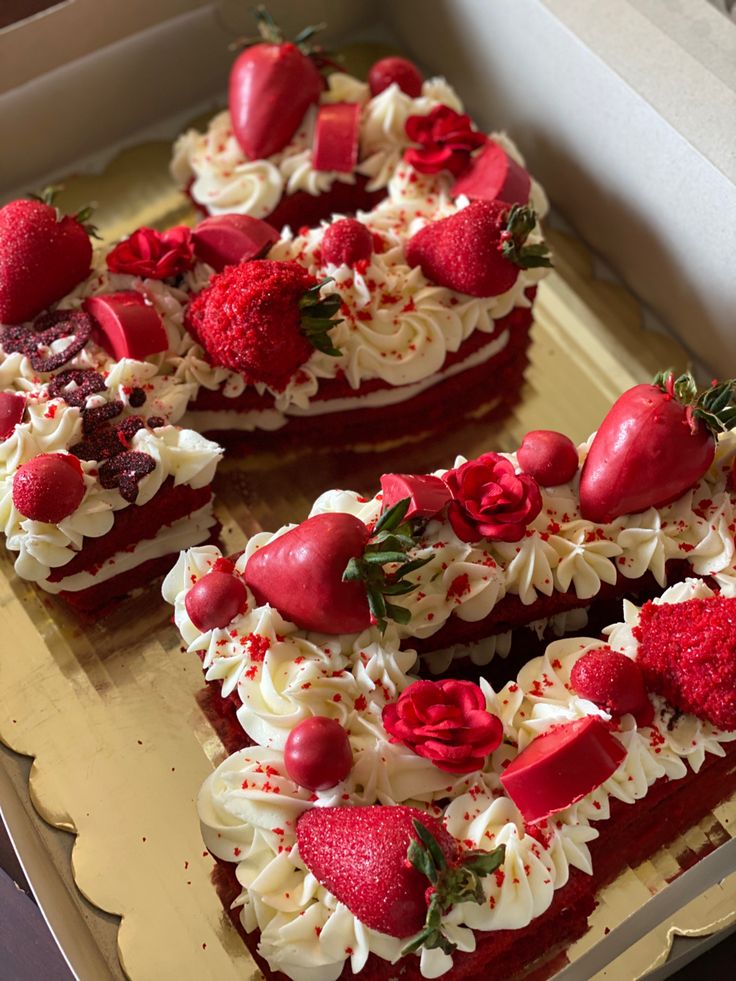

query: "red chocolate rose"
left=382, top=679, right=502, bottom=773
left=443, top=452, right=542, bottom=543
left=107, top=226, right=194, bottom=280
left=404, top=105, right=486, bottom=177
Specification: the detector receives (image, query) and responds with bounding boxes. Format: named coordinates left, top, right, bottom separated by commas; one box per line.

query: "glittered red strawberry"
left=0, top=188, right=95, bottom=325
left=297, top=805, right=504, bottom=950
left=405, top=201, right=550, bottom=297
left=184, top=259, right=341, bottom=391
left=579, top=371, right=736, bottom=523
left=244, top=498, right=429, bottom=633
left=229, top=7, right=325, bottom=159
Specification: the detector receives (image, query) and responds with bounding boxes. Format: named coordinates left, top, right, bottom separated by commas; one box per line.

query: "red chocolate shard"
left=452, top=140, right=531, bottom=206
left=84, top=292, right=168, bottom=361
left=192, top=214, right=278, bottom=272
left=0, top=392, right=26, bottom=440
left=380, top=473, right=450, bottom=520
left=312, top=103, right=361, bottom=173
left=500, top=716, right=626, bottom=824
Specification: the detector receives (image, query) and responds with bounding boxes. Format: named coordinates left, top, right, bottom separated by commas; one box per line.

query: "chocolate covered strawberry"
left=579, top=371, right=736, bottom=523
left=184, top=259, right=341, bottom=390
left=229, top=6, right=325, bottom=159
left=296, top=805, right=504, bottom=950
left=0, top=189, right=95, bottom=325
left=405, top=201, right=550, bottom=297
left=244, top=498, right=429, bottom=633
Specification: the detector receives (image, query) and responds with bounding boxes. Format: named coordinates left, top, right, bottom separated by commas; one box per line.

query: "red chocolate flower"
left=404, top=105, right=486, bottom=177
left=382, top=679, right=502, bottom=773
left=442, top=452, right=542, bottom=543
left=107, top=226, right=195, bottom=280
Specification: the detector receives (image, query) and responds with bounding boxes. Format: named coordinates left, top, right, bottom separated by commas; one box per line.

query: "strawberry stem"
left=342, top=497, right=430, bottom=631
left=232, top=4, right=330, bottom=61
left=654, top=370, right=736, bottom=435
left=402, top=819, right=506, bottom=957
left=499, top=204, right=552, bottom=270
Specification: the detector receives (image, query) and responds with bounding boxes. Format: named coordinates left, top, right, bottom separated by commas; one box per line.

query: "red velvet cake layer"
left=47, top=480, right=213, bottom=582
left=192, top=308, right=532, bottom=452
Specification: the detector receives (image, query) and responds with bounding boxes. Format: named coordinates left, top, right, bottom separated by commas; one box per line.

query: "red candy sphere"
left=517, top=430, right=579, bottom=487
left=570, top=646, right=653, bottom=727
left=284, top=716, right=353, bottom=791
left=368, top=57, right=423, bottom=98
left=185, top=569, right=248, bottom=631
left=12, top=453, right=85, bottom=522
left=322, top=219, right=373, bottom=268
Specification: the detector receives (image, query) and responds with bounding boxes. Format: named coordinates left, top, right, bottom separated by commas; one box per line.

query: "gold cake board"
left=1, top=132, right=734, bottom=981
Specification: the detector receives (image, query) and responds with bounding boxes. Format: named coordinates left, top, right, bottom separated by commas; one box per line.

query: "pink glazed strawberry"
left=297, top=805, right=504, bottom=949
left=579, top=371, right=736, bottom=523
left=0, top=189, right=94, bottom=324
left=405, top=201, right=550, bottom=297
left=244, top=498, right=429, bottom=633
left=229, top=7, right=325, bottom=159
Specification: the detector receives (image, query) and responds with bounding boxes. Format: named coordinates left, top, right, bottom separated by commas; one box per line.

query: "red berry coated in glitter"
left=185, top=569, right=248, bottom=631
left=0, top=193, right=93, bottom=325
left=634, top=595, right=736, bottom=731
left=570, top=646, right=653, bottom=727
left=517, top=430, right=579, bottom=487
left=191, top=214, right=278, bottom=272
left=284, top=716, right=353, bottom=790
left=12, top=453, right=85, bottom=523
left=184, top=260, right=342, bottom=391
left=297, top=804, right=503, bottom=949
left=0, top=392, right=26, bottom=440
left=406, top=201, right=550, bottom=297
left=321, top=219, right=373, bottom=267
left=380, top=473, right=450, bottom=520
left=579, top=371, right=736, bottom=523
left=500, top=716, right=626, bottom=824
left=368, top=56, right=423, bottom=98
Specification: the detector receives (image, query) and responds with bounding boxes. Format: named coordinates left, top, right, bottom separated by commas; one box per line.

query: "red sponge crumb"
left=321, top=218, right=373, bottom=267
left=570, top=646, right=653, bottom=727
left=184, top=260, right=317, bottom=390
left=634, top=596, right=736, bottom=730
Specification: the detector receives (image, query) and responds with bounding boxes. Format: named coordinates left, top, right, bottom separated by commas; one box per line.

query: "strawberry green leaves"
left=654, top=369, right=736, bottom=435
left=499, top=204, right=552, bottom=270
left=342, top=497, right=430, bottom=631
left=298, top=278, right=342, bottom=357
left=402, top=818, right=506, bottom=956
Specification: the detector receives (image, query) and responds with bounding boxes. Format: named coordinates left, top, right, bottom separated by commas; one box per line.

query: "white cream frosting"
left=189, top=574, right=736, bottom=980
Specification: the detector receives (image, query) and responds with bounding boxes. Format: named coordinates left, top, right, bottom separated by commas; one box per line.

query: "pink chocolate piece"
left=0, top=391, right=26, bottom=440
left=500, top=716, right=626, bottom=824
left=192, top=214, right=279, bottom=272
left=312, top=104, right=361, bottom=174
left=452, top=140, right=531, bottom=206
left=84, top=292, right=168, bottom=360
left=380, top=473, right=451, bottom=520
